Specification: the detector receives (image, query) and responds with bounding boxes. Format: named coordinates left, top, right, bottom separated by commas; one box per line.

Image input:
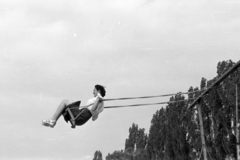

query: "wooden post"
left=197, top=102, right=208, bottom=160
left=236, top=84, right=240, bottom=160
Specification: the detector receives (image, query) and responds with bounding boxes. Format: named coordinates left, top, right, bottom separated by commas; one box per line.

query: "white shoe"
left=42, top=119, right=56, bottom=128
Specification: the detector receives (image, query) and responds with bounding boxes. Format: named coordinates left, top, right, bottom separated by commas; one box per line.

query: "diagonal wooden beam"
left=189, top=60, right=240, bottom=108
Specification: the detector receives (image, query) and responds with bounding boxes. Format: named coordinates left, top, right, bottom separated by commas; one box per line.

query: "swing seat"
left=62, top=101, right=92, bottom=129
left=62, top=101, right=81, bottom=128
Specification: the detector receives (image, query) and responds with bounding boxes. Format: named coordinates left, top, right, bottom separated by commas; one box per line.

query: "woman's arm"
left=91, top=93, right=103, bottom=111
left=91, top=102, right=104, bottom=121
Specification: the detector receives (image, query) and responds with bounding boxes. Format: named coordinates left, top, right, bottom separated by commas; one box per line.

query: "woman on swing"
left=42, top=84, right=106, bottom=128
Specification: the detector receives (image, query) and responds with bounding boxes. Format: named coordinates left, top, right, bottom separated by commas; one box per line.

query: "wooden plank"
left=189, top=60, right=240, bottom=108
left=236, top=84, right=240, bottom=159
left=197, top=103, right=208, bottom=160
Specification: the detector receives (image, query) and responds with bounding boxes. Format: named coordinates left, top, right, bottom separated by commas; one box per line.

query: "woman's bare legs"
left=51, top=99, right=70, bottom=121
left=42, top=99, right=70, bottom=127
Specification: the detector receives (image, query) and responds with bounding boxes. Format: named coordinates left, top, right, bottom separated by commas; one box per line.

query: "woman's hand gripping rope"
left=97, top=93, right=104, bottom=102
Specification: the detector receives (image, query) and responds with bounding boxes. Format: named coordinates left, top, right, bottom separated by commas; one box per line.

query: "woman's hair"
left=95, top=84, right=106, bottom=97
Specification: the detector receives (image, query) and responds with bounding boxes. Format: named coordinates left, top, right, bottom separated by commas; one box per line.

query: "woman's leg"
left=51, top=99, right=70, bottom=121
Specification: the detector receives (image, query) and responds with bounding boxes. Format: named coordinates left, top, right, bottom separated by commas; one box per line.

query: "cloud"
left=0, top=0, right=239, bottom=95
left=0, top=1, right=240, bottom=159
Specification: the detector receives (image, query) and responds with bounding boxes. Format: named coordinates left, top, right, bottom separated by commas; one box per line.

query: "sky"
left=0, top=0, right=240, bottom=159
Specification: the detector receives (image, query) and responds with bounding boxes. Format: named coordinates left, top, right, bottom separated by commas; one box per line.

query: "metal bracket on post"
left=197, top=100, right=208, bottom=160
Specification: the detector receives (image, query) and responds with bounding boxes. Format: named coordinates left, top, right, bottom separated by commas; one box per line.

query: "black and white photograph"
left=0, top=0, right=240, bottom=160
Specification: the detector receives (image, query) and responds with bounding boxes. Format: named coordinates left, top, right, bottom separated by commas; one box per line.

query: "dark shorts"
left=62, top=101, right=92, bottom=126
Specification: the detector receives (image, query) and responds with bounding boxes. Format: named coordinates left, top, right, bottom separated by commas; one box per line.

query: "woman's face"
left=93, top=87, right=99, bottom=97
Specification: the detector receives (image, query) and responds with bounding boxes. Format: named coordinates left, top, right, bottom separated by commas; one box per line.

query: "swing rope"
left=104, top=98, right=195, bottom=109
left=103, top=90, right=202, bottom=102
left=65, top=89, right=204, bottom=128
left=69, top=89, right=203, bottom=110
